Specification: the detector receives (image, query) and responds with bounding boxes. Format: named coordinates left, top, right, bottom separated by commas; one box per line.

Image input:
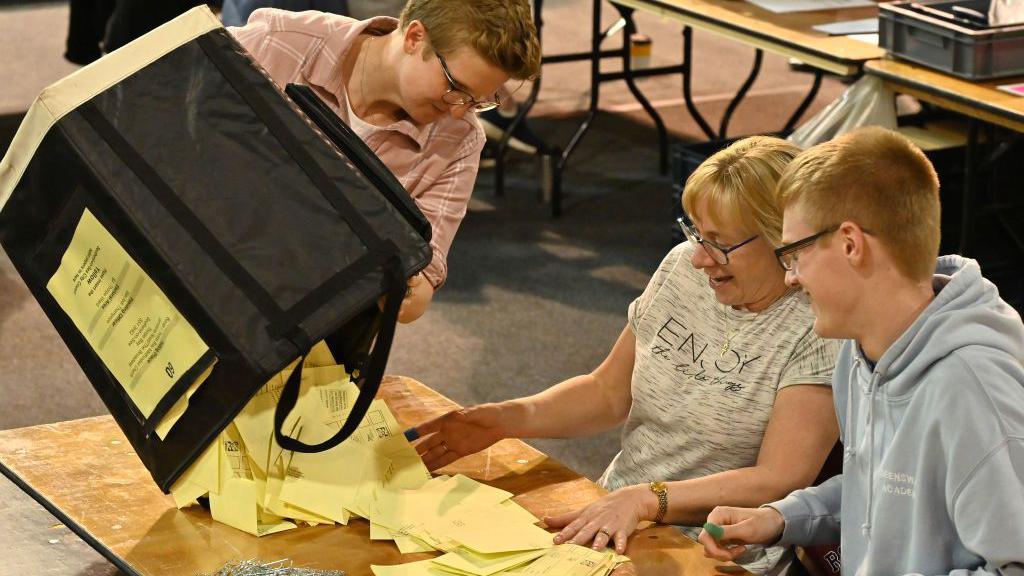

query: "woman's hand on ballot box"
left=411, top=403, right=511, bottom=470
left=379, top=272, right=434, bottom=324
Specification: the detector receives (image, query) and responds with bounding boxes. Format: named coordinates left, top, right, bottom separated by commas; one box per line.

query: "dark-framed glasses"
left=774, top=227, right=838, bottom=271
left=434, top=50, right=500, bottom=112
left=676, top=213, right=759, bottom=266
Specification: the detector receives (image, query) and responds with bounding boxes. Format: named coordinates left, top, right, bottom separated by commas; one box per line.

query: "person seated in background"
left=409, top=136, right=842, bottom=571
left=228, top=0, right=540, bottom=322
left=699, top=126, right=1024, bottom=576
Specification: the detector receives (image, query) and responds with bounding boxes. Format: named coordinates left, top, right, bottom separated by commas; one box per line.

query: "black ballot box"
left=0, top=7, right=431, bottom=491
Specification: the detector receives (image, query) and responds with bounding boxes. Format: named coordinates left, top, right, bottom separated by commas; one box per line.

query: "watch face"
left=651, top=481, right=667, bottom=493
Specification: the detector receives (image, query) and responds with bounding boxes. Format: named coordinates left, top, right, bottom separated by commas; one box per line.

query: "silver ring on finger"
left=440, top=441, right=449, bottom=453
left=598, top=527, right=612, bottom=536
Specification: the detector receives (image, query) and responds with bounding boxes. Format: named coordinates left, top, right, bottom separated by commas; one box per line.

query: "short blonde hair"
left=681, top=136, right=801, bottom=247
left=777, top=126, right=940, bottom=281
left=400, top=0, right=541, bottom=80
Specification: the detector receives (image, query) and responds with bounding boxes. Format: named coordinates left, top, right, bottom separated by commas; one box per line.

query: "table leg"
left=783, top=70, right=823, bottom=133
left=495, top=0, right=548, bottom=198
left=719, top=48, right=763, bottom=139
left=615, top=4, right=670, bottom=174
left=681, top=26, right=717, bottom=140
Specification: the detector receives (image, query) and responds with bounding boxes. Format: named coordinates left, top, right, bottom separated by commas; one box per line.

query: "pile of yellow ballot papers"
left=169, top=341, right=433, bottom=536
left=166, top=341, right=631, bottom=576
left=371, top=544, right=630, bottom=576
left=367, top=473, right=629, bottom=574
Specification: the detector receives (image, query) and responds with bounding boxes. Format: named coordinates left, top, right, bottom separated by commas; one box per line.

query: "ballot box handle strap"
left=273, top=253, right=405, bottom=453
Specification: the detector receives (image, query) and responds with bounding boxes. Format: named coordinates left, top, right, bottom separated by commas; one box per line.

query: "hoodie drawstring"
left=861, top=370, right=881, bottom=537
left=844, top=358, right=860, bottom=461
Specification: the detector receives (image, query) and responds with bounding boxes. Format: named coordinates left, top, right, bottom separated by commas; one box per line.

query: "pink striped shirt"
left=229, top=9, right=485, bottom=288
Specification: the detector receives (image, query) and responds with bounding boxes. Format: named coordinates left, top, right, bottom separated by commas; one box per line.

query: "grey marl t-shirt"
left=599, top=242, right=840, bottom=517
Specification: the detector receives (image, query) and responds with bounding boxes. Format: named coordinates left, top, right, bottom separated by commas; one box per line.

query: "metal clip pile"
left=199, top=559, right=346, bottom=576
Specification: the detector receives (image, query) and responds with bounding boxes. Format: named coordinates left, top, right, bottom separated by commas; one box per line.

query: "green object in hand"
left=703, top=521, right=725, bottom=540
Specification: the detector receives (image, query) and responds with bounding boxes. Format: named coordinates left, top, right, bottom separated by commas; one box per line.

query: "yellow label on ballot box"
left=46, top=208, right=209, bottom=419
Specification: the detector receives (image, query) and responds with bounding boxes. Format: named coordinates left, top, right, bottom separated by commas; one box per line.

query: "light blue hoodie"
left=771, top=255, right=1024, bottom=575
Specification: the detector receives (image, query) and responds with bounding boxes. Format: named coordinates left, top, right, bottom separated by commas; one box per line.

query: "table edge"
left=612, top=0, right=883, bottom=74
left=866, top=60, right=1024, bottom=130
left=0, top=456, right=141, bottom=576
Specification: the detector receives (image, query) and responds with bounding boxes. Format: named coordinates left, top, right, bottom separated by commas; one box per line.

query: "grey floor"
left=0, top=1, right=848, bottom=574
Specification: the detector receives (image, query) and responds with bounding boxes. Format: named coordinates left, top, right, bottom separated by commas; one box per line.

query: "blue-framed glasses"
left=676, top=213, right=759, bottom=265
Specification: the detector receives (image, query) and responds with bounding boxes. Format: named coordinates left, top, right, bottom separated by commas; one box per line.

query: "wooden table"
left=865, top=58, right=1024, bottom=256
left=614, top=0, right=886, bottom=77
left=865, top=58, right=1024, bottom=133
left=0, top=376, right=732, bottom=576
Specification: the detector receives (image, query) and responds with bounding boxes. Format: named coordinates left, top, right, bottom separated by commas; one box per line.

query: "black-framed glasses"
left=434, top=50, right=500, bottom=112
left=774, top=227, right=838, bottom=271
left=676, top=213, right=759, bottom=265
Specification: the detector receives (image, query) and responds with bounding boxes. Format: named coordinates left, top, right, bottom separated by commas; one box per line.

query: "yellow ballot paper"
left=209, top=477, right=297, bottom=537
left=206, top=425, right=298, bottom=536
left=431, top=547, right=549, bottom=576
left=169, top=437, right=219, bottom=508
left=233, top=362, right=350, bottom=476
left=393, top=533, right=436, bottom=554
left=429, top=503, right=554, bottom=554
left=510, top=544, right=631, bottom=576
left=498, top=500, right=540, bottom=525
left=46, top=209, right=210, bottom=419
left=371, top=559, right=450, bottom=576
left=264, top=458, right=335, bottom=526
left=154, top=361, right=216, bottom=440
left=303, top=340, right=338, bottom=368
left=372, top=475, right=517, bottom=554
left=277, top=436, right=370, bottom=524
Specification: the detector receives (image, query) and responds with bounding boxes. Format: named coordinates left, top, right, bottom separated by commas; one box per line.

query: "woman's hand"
left=411, top=403, right=509, bottom=470
left=543, top=484, right=655, bottom=555
left=398, top=273, right=433, bottom=324
left=698, top=506, right=785, bottom=561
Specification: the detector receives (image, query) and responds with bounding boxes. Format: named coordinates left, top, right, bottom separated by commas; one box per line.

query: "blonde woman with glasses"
left=409, top=136, right=842, bottom=569
left=229, top=0, right=540, bottom=323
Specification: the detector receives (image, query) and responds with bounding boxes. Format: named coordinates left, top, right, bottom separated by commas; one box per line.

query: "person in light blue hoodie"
left=697, top=126, right=1024, bottom=575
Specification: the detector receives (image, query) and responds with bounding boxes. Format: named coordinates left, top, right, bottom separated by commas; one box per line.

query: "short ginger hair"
left=777, top=126, right=941, bottom=281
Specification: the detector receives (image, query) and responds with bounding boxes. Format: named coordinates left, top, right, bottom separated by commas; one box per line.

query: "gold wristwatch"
left=649, top=481, right=668, bottom=523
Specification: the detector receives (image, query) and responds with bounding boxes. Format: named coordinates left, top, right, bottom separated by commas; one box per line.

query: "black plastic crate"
left=880, top=1, right=1024, bottom=80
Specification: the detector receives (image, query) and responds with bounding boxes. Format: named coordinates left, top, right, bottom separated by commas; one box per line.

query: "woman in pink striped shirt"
left=230, top=0, right=540, bottom=322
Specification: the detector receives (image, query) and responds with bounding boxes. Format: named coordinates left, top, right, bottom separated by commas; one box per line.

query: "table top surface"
left=866, top=58, right=1024, bottom=133
left=0, top=376, right=733, bottom=576
left=612, top=0, right=886, bottom=74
